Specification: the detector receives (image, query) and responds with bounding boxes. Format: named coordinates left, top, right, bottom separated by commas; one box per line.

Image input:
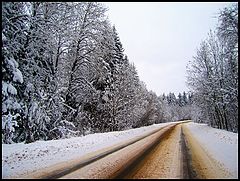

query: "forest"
left=186, top=4, right=238, bottom=133
left=2, top=2, right=238, bottom=144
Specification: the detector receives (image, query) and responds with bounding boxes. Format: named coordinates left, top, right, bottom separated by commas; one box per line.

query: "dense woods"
left=2, top=2, right=168, bottom=144
left=186, top=4, right=238, bottom=132
left=2, top=2, right=238, bottom=144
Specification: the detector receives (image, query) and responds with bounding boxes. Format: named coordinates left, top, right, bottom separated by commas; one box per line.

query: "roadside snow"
left=2, top=122, right=173, bottom=178
left=3, top=121, right=237, bottom=179
left=185, top=122, right=238, bottom=177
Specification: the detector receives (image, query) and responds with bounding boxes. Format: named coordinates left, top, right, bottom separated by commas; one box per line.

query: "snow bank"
left=185, top=122, right=238, bottom=177
left=2, top=122, right=173, bottom=178
left=3, top=121, right=237, bottom=179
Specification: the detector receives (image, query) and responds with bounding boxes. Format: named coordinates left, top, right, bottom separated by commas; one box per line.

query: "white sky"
left=103, top=2, right=235, bottom=96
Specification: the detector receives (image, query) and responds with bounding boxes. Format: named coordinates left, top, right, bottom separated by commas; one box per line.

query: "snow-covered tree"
left=2, top=2, right=26, bottom=143
left=2, top=2, right=172, bottom=143
left=186, top=4, right=238, bottom=132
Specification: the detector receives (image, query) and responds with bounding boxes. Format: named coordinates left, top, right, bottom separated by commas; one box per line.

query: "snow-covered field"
left=2, top=121, right=238, bottom=179
left=185, top=122, right=238, bottom=177
left=2, top=122, right=173, bottom=178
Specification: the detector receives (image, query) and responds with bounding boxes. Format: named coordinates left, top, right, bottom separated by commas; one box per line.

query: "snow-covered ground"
left=185, top=122, right=238, bottom=177
left=2, top=122, right=173, bottom=178
left=2, top=121, right=238, bottom=178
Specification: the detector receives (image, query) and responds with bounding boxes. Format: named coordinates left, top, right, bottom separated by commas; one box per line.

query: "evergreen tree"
left=2, top=2, right=26, bottom=143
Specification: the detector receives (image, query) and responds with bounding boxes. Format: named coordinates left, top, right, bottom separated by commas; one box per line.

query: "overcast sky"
left=103, top=2, right=235, bottom=96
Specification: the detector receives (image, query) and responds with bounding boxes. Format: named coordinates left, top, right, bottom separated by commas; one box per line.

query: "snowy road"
left=120, top=123, right=186, bottom=178
left=2, top=121, right=237, bottom=179
left=117, top=122, right=236, bottom=179
left=14, top=122, right=181, bottom=178
left=182, top=124, right=234, bottom=178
